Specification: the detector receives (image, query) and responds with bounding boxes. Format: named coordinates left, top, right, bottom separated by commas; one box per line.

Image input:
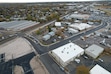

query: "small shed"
left=42, top=34, right=51, bottom=41
left=68, top=28, right=78, bottom=34
left=48, top=31, right=55, bottom=36
left=85, top=44, right=104, bottom=59
left=55, top=22, right=61, bottom=27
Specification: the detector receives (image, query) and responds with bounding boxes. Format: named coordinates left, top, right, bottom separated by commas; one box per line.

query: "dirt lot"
left=30, top=56, right=49, bottom=74
left=0, top=37, right=33, bottom=62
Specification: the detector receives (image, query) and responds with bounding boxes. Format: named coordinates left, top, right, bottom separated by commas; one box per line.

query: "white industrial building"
left=69, top=23, right=92, bottom=31
left=55, top=22, right=62, bottom=27
left=49, top=43, right=84, bottom=67
left=90, top=64, right=111, bottom=74
left=68, top=28, right=78, bottom=34
left=69, top=14, right=89, bottom=19
left=85, top=44, right=104, bottom=59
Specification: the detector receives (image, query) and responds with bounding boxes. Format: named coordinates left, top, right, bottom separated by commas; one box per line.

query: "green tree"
left=47, top=26, right=52, bottom=32
left=36, top=29, right=41, bottom=35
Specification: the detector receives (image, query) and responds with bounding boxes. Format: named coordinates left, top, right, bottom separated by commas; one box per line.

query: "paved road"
left=25, top=21, right=108, bottom=74
left=48, top=22, right=107, bottom=50
left=25, top=37, right=47, bottom=55
left=27, top=21, right=107, bottom=54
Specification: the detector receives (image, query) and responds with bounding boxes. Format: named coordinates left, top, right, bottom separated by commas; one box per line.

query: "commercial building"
left=0, top=21, right=39, bottom=31
left=85, top=44, right=104, bottom=59
left=69, top=14, right=89, bottom=20
left=90, top=64, right=111, bottom=74
left=69, top=23, right=91, bottom=31
left=49, top=43, right=84, bottom=67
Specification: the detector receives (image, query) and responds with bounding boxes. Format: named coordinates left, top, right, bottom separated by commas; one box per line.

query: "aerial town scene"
left=0, top=1, right=111, bottom=74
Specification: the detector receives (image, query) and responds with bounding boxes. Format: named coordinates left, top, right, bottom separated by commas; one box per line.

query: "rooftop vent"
left=61, top=51, right=64, bottom=53
left=91, top=49, right=94, bottom=52
left=70, top=45, right=71, bottom=47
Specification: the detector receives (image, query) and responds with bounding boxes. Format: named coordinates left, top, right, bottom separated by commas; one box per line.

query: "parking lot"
left=66, top=53, right=111, bottom=74
left=0, top=52, right=35, bottom=74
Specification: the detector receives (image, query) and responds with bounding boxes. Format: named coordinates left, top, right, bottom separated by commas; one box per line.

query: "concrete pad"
left=0, top=37, right=33, bottom=61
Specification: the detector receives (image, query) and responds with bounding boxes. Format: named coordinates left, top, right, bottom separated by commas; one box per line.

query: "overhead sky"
left=0, top=0, right=107, bottom=3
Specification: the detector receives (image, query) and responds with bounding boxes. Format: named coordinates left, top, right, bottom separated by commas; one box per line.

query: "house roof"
left=43, top=34, right=51, bottom=40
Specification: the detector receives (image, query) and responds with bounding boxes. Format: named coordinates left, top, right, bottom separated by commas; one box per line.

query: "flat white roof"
left=68, top=28, right=78, bottom=33
left=90, top=64, right=111, bottom=74
left=85, top=44, right=104, bottom=57
left=55, top=22, right=61, bottom=26
left=70, top=14, right=89, bottom=19
left=69, top=23, right=91, bottom=30
left=52, top=43, right=84, bottom=62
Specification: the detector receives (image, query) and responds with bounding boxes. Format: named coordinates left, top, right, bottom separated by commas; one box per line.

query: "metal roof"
left=85, top=44, right=104, bottom=58
left=52, top=42, right=84, bottom=62
left=90, top=64, right=111, bottom=74
left=0, top=21, right=39, bottom=31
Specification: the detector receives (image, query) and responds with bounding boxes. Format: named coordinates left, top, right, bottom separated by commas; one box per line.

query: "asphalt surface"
left=40, top=54, right=66, bottom=74
left=0, top=52, right=35, bottom=74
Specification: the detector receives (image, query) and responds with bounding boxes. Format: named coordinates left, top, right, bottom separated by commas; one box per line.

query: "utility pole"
left=12, top=54, right=14, bottom=74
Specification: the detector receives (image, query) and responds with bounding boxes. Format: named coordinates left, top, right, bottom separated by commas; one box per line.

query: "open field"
left=95, top=5, right=111, bottom=16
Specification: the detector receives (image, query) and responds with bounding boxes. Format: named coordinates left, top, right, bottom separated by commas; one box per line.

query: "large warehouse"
left=85, top=44, right=104, bottom=59
left=90, top=64, right=111, bottom=74
left=0, top=20, right=39, bottom=31
left=49, top=42, right=84, bottom=67
left=69, top=14, right=90, bottom=19
left=69, top=23, right=92, bottom=31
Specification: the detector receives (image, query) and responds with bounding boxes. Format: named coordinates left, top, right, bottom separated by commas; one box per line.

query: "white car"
left=98, top=58, right=104, bottom=62
left=84, top=56, right=88, bottom=59
left=75, top=59, right=80, bottom=63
